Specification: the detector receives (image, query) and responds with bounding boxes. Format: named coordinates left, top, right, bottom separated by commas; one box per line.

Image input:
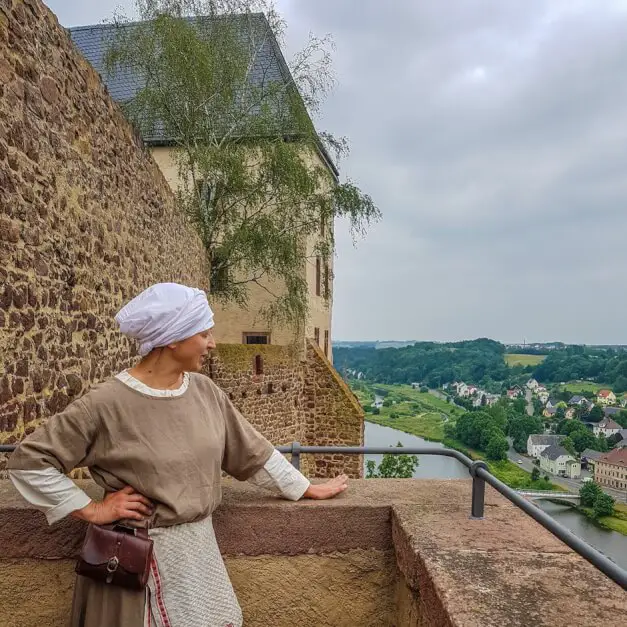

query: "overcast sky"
left=47, top=1, right=627, bottom=344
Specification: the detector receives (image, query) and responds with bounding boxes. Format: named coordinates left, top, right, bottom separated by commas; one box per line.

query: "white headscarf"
left=115, top=283, right=214, bottom=356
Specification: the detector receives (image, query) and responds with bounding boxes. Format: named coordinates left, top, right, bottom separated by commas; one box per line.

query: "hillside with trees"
left=335, top=339, right=512, bottom=388
left=337, top=340, right=627, bottom=391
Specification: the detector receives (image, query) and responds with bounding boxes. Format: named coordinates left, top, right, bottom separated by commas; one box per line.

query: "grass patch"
left=366, top=412, right=446, bottom=442
left=504, top=353, right=546, bottom=367
left=578, top=503, right=627, bottom=536
left=559, top=381, right=610, bottom=394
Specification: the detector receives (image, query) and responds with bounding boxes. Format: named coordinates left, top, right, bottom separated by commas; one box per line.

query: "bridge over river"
left=516, top=490, right=580, bottom=503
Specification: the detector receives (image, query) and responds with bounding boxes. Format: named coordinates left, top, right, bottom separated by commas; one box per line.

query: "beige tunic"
left=8, top=373, right=274, bottom=627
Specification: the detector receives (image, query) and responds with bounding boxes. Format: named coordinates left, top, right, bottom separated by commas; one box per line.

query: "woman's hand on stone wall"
left=303, top=474, right=348, bottom=500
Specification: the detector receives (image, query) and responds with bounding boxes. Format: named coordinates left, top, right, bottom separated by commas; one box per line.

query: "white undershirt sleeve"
left=8, top=468, right=92, bottom=526
left=248, top=449, right=310, bottom=501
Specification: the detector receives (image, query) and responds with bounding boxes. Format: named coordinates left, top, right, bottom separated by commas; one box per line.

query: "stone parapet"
left=1, top=478, right=624, bottom=626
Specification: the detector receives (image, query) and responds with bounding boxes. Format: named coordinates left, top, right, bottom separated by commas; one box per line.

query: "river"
left=364, top=421, right=627, bottom=570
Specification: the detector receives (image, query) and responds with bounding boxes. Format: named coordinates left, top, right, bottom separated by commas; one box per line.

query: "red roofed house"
left=597, top=389, right=617, bottom=406
left=595, top=448, right=627, bottom=492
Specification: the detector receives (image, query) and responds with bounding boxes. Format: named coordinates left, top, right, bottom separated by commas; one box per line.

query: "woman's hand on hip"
left=72, top=486, right=154, bottom=525
left=303, top=474, right=348, bottom=500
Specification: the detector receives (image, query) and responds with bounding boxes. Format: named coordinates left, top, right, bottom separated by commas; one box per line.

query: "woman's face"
left=172, top=328, right=216, bottom=372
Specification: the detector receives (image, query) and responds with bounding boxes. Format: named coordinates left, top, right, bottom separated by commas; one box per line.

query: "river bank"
left=366, top=410, right=559, bottom=491
left=576, top=503, right=627, bottom=536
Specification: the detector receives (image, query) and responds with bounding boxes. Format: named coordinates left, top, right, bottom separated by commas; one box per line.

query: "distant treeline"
left=336, top=339, right=627, bottom=391
left=534, top=346, right=627, bottom=392
left=335, top=338, right=512, bottom=389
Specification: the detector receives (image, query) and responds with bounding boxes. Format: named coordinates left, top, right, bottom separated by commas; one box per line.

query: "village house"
left=565, top=407, right=577, bottom=420
left=506, top=388, right=523, bottom=399
left=539, top=444, right=581, bottom=478
left=526, top=378, right=540, bottom=391
left=527, top=434, right=565, bottom=459
left=543, top=406, right=557, bottom=419
left=596, top=389, right=617, bottom=406
left=580, top=449, right=604, bottom=472
left=595, top=448, right=627, bottom=492
left=568, top=395, right=593, bottom=410
left=545, top=398, right=564, bottom=410
left=537, top=389, right=550, bottom=404
left=593, top=418, right=622, bottom=439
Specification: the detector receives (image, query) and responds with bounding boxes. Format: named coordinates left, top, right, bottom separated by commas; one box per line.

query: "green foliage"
left=485, top=432, right=508, bottom=461
left=372, top=407, right=380, bottom=415
left=593, top=493, right=616, bottom=518
left=579, top=481, right=602, bottom=507
left=509, top=414, right=543, bottom=453
left=531, top=466, right=540, bottom=481
left=588, top=405, right=604, bottom=422
left=455, top=410, right=506, bottom=450
left=365, top=443, right=419, bottom=479
left=105, top=0, right=379, bottom=327
left=335, top=339, right=509, bottom=387
left=561, top=436, right=576, bottom=456
left=556, top=419, right=607, bottom=453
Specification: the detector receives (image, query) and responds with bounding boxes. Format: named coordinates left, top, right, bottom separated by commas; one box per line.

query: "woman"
left=8, top=282, right=348, bottom=627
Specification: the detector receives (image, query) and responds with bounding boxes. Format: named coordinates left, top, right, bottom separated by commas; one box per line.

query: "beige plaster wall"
left=0, top=551, right=397, bottom=627
left=150, top=146, right=333, bottom=353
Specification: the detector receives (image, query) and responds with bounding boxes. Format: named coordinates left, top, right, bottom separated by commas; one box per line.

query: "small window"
left=323, top=262, right=330, bottom=299
left=243, top=332, right=270, bottom=345
left=253, top=355, right=264, bottom=375
left=314, top=327, right=320, bottom=345
left=315, top=258, right=321, bottom=296
left=324, top=330, right=329, bottom=356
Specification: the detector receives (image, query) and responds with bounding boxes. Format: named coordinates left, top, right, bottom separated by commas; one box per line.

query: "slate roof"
left=540, top=444, right=572, bottom=461
left=598, top=418, right=622, bottom=430
left=580, top=449, right=604, bottom=461
left=569, top=395, right=585, bottom=405
left=603, top=406, right=621, bottom=417
left=529, top=434, right=564, bottom=446
left=68, top=17, right=338, bottom=176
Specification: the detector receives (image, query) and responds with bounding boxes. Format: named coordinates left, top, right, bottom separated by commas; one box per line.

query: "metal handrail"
left=275, top=443, right=627, bottom=590
left=2, top=442, right=626, bottom=589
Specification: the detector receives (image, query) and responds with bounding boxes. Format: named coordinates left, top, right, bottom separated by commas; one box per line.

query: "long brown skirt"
left=70, top=575, right=145, bottom=627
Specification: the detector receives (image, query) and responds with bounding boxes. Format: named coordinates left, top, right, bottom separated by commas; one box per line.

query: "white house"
left=526, top=379, right=539, bottom=391
left=593, top=418, right=622, bottom=438
left=539, top=444, right=581, bottom=478
left=456, top=383, right=469, bottom=398
left=537, top=389, right=549, bottom=404
left=527, top=434, right=565, bottom=459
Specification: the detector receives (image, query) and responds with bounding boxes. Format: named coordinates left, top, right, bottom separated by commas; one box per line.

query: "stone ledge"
left=1, top=478, right=625, bottom=626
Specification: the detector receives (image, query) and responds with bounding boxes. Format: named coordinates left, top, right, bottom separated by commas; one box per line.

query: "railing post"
left=291, top=441, right=301, bottom=471
left=469, top=461, right=488, bottom=519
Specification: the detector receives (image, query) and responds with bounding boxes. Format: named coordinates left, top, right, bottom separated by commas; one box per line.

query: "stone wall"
left=0, top=0, right=363, bottom=479
left=302, top=340, right=364, bottom=477
left=207, top=344, right=304, bottom=446
left=0, top=0, right=208, bottom=449
left=207, top=342, right=364, bottom=478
